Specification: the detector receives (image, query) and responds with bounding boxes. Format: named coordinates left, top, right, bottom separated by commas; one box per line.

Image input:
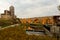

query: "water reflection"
left=26, top=30, right=45, bottom=36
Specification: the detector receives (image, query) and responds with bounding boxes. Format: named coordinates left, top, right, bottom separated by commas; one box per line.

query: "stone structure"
left=1, top=6, right=16, bottom=20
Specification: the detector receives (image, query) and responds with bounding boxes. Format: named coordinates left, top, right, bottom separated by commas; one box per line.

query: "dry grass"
left=0, top=25, right=57, bottom=40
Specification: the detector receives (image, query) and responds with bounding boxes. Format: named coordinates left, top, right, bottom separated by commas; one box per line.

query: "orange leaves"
left=20, top=16, right=55, bottom=25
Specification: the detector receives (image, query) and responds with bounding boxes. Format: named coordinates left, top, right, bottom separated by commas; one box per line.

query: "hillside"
left=0, top=18, right=19, bottom=27
left=0, top=25, right=57, bottom=40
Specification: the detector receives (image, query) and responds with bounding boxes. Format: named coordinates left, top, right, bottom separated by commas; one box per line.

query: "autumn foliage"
left=20, top=16, right=54, bottom=25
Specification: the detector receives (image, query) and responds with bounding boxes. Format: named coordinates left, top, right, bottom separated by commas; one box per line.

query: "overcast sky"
left=0, top=0, right=60, bottom=18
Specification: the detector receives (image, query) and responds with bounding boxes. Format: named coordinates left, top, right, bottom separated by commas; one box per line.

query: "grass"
left=0, top=24, right=57, bottom=40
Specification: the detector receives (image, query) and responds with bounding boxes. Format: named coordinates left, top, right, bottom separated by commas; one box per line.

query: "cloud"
left=18, top=5, right=58, bottom=18
left=0, top=0, right=59, bottom=18
left=15, top=0, right=59, bottom=18
left=0, top=0, right=10, bottom=13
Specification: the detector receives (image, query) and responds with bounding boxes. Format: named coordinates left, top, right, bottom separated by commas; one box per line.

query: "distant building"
left=0, top=6, right=16, bottom=20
